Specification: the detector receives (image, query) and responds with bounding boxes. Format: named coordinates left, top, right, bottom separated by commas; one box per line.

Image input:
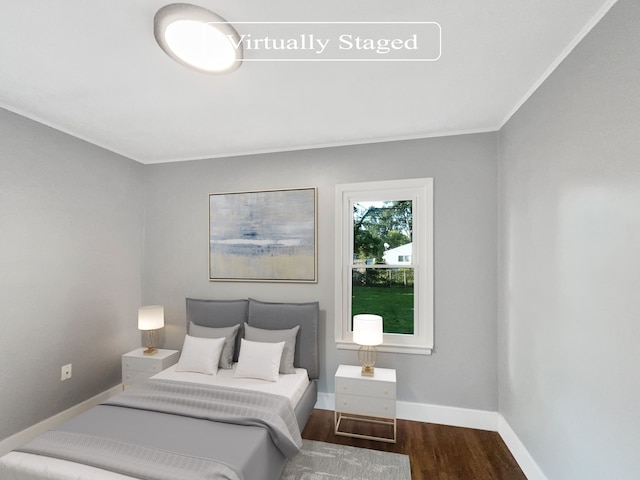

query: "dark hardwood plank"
left=301, top=409, right=527, bottom=480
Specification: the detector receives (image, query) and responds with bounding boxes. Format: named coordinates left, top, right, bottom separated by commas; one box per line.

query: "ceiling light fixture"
left=154, top=3, right=242, bottom=73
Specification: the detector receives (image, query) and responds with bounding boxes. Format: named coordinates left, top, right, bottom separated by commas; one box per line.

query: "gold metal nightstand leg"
left=334, top=410, right=397, bottom=443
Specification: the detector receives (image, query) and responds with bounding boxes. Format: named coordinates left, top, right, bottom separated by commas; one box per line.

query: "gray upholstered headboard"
left=185, top=297, right=319, bottom=380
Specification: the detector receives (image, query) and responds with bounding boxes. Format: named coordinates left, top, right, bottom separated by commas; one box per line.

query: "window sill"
left=336, top=341, right=432, bottom=356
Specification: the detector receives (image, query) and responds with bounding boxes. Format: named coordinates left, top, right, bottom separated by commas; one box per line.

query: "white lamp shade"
left=138, top=305, right=165, bottom=331
left=353, top=314, right=383, bottom=346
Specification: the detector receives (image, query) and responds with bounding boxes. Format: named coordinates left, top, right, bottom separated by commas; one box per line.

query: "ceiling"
left=0, top=1, right=616, bottom=164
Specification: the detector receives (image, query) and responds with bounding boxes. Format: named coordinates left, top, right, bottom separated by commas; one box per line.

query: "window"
left=335, top=178, right=434, bottom=354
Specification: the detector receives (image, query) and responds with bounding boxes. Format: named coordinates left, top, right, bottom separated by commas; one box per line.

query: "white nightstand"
left=334, top=364, right=397, bottom=443
left=122, top=348, right=179, bottom=389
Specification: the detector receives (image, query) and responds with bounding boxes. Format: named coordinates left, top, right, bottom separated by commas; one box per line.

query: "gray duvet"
left=17, top=379, right=303, bottom=480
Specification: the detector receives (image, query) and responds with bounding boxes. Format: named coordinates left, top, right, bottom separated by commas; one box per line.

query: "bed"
left=0, top=297, right=319, bottom=480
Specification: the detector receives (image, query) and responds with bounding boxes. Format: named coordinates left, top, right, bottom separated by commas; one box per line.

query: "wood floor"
left=301, top=409, right=527, bottom=480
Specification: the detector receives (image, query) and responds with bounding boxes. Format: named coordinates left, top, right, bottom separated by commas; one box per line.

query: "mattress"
left=0, top=367, right=310, bottom=480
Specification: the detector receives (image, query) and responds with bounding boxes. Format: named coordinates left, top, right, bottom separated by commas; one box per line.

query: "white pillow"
left=175, top=335, right=225, bottom=375
left=234, top=338, right=285, bottom=382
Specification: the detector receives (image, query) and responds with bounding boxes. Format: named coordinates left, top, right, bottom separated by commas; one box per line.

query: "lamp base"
left=141, top=329, right=159, bottom=355
left=361, top=365, right=375, bottom=377
left=358, top=345, right=378, bottom=377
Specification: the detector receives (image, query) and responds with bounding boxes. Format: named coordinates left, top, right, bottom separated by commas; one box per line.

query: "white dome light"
left=154, top=4, right=242, bottom=73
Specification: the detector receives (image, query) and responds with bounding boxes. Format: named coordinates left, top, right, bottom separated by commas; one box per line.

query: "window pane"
left=353, top=200, right=412, bottom=265
left=351, top=267, right=414, bottom=335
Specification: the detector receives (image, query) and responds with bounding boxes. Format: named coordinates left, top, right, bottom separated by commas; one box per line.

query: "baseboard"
left=316, top=393, right=498, bottom=431
left=0, top=385, right=122, bottom=456
left=396, top=399, right=499, bottom=431
left=498, top=414, right=548, bottom=480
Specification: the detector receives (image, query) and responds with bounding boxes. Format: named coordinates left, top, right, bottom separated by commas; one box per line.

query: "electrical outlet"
left=61, top=364, right=72, bottom=381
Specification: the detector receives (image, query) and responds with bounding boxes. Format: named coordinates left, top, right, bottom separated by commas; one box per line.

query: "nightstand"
left=334, top=364, right=397, bottom=443
left=122, top=348, right=179, bottom=389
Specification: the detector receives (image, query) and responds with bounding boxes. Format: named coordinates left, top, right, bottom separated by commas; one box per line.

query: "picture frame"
left=209, top=187, right=317, bottom=282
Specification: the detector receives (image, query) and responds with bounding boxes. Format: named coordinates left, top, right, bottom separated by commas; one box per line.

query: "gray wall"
left=143, top=133, right=499, bottom=410
left=0, top=108, right=144, bottom=440
left=498, top=1, right=640, bottom=478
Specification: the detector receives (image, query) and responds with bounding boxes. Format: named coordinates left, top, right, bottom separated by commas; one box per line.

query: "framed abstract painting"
left=209, top=187, right=317, bottom=282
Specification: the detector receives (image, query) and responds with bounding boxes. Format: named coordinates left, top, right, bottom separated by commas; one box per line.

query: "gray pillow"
left=247, top=298, right=319, bottom=379
left=244, top=322, right=300, bottom=374
left=186, top=298, right=248, bottom=362
left=189, top=322, right=240, bottom=369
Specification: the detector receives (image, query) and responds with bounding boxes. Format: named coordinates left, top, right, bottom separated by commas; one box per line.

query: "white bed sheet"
left=151, top=363, right=310, bottom=408
left=0, top=366, right=310, bottom=480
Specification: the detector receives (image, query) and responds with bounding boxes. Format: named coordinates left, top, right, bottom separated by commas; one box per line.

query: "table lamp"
left=353, top=314, right=383, bottom=376
left=138, top=305, right=164, bottom=355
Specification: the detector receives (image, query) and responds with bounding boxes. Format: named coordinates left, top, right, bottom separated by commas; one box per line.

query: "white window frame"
left=335, top=178, right=434, bottom=355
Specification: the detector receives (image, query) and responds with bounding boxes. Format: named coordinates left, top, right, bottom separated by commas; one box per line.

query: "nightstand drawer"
left=122, top=369, right=153, bottom=385
left=336, top=393, right=396, bottom=417
left=122, top=356, right=164, bottom=373
left=336, top=376, right=396, bottom=400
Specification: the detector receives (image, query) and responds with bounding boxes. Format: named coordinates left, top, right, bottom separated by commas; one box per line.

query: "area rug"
left=281, top=439, right=411, bottom=480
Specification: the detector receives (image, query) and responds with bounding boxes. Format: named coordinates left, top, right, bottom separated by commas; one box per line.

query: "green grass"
left=352, top=285, right=414, bottom=334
